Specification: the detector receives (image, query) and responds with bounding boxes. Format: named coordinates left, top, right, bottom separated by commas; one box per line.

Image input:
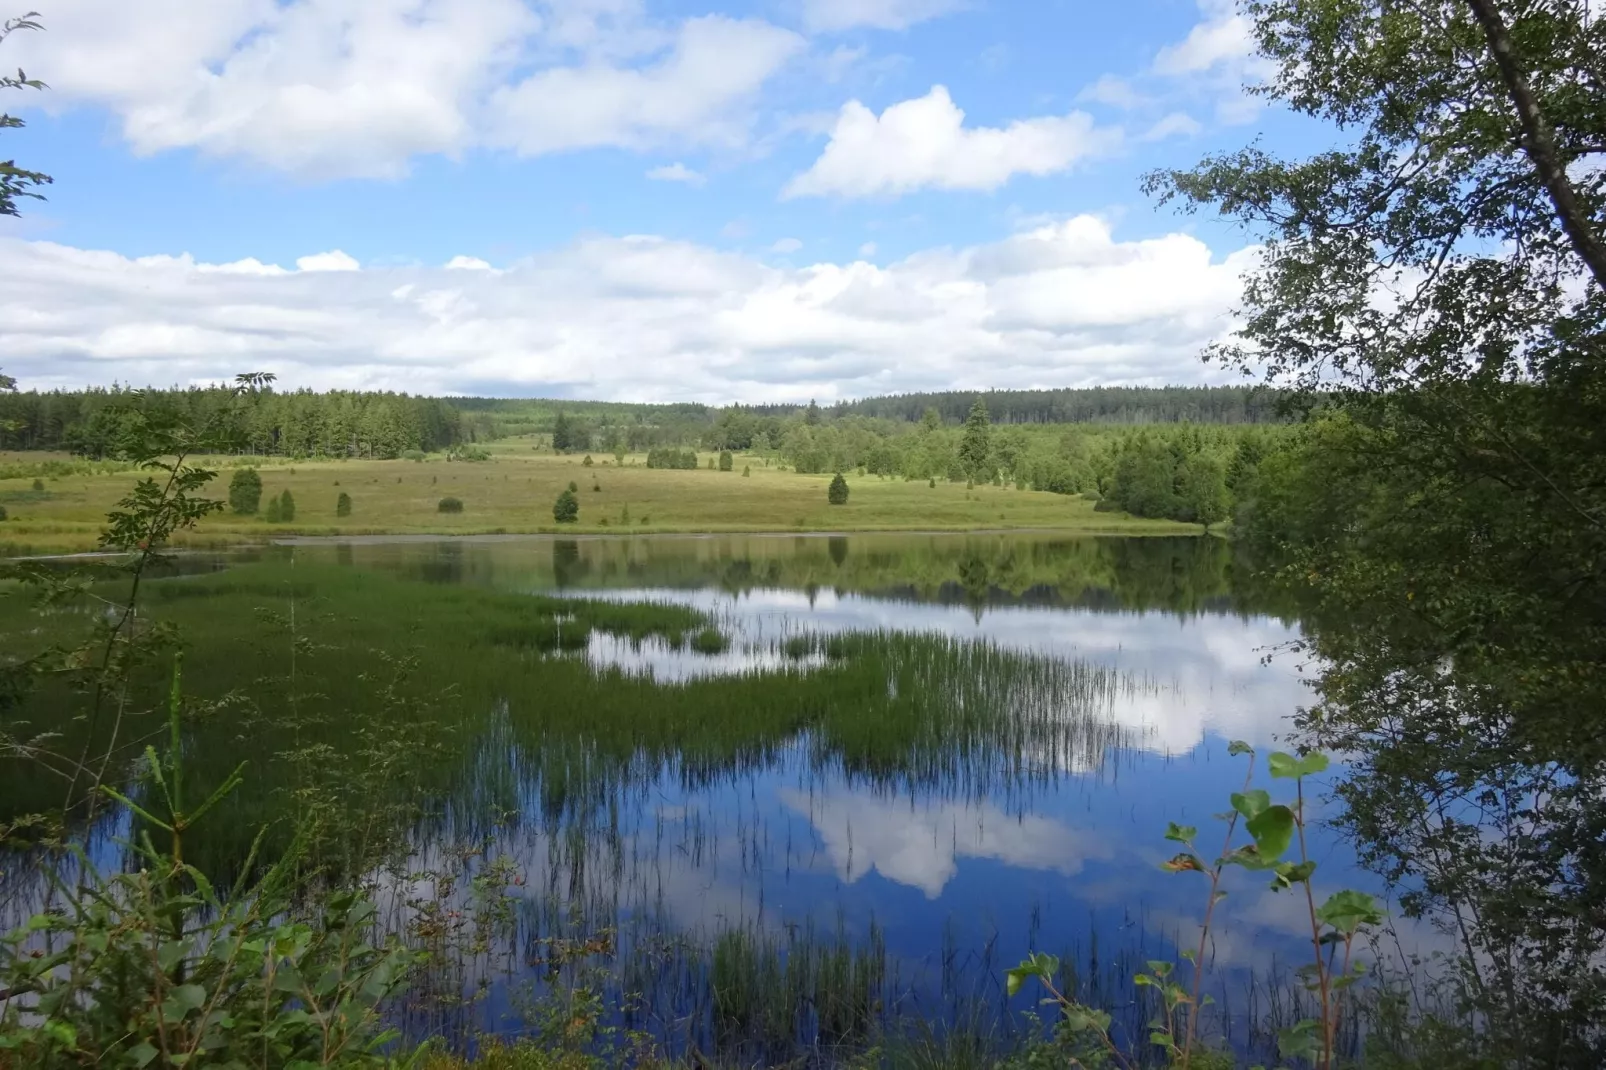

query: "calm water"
left=2, top=533, right=1415, bottom=1057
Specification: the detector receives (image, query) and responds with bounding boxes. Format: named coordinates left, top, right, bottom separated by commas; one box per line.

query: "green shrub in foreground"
left=438, top=497, right=464, bottom=514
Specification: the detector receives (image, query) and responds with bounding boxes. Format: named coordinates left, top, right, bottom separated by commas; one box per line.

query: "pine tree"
left=551, top=412, right=573, bottom=453
left=828, top=472, right=849, bottom=505
left=958, top=399, right=993, bottom=483
left=228, top=468, right=263, bottom=514
left=553, top=488, right=579, bottom=524
left=278, top=489, right=296, bottom=522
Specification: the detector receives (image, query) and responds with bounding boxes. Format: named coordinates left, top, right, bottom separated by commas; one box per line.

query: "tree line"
left=0, top=385, right=472, bottom=458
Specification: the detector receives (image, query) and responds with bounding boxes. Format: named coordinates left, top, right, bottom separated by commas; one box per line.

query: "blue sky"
left=0, top=0, right=1317, bottom=402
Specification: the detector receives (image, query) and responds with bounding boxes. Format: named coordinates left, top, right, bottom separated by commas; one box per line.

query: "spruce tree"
left=958, top=399, right=993, bottom=483
left=278, top=489, right=296, bottom=522
left=336, top=491, right=352, bottom=517
left=828, top=473, right=849, bottom=505
left=553, top=488, right=580, bottom=524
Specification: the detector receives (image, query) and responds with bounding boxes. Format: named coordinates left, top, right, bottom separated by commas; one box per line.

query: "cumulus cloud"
left=445, top=255, right=495, bottom=271
left=487, top=16, right=804, bottom=156
left=781, top=788, right=1109, bottom=897
left=771, top=237, right=804, bottom=253
left=0, top=216, right=1254, bottom=401
left=645, top=162, right=706, bottom=185
left=295, top=250, right=361, bottom=273
left=5, top=1, right=801, bottom=179
left=785, top=86, right=1118, bottom=199
left=1152, top=9, right=1254, bottom=75
left=801, top=0, right=966, bottom=33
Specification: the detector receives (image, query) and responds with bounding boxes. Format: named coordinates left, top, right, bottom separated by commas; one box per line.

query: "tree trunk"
left=1465, top=0, right=1606, bottom=294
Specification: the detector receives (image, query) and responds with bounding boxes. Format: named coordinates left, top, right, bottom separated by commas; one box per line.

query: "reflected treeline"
left=330, top=532, right=1297, bottom=620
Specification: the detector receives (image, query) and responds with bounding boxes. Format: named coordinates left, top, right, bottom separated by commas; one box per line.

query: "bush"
left=719, top=450, right=733, bottom=472
left=228, top=468, right=263, bottom=515
left=31, top=478, right=44, bottom=492
left=0, top=504, right=7, bottom=521
left=437, top=497, right=464, bottom=513
left=337, top=491, right=353, bottom=517
left=277, top=490, right=296, bottom=522
left=401, top=449, right=426, bottom=462
left=828, top=473, right=849, bottom=505
left=264, top=496, right=282, bottom=522
left=567, top=481, right=578, bottom=493
left=645, top=448, right=699, bottom=470
left=553, top=488, right=580, bottom=524
left=582, top=454, right=594, bottom=466
left=742, top=465, right=751, bottom=477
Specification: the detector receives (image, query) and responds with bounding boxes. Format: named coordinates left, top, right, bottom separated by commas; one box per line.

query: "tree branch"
left=1464, top=0, right=1606, bottom=294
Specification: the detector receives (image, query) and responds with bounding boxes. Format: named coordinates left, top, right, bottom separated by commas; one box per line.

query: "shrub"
left=742, top=465, right=751, bottom=477
left=277, top=490, right=296, bottom=522
left=0, top=504, right=7, bottom=521
left=264, top=496, right=282, bottom=523
left=592, top=480, right=601, bottom=492
left=582, top=454, right=594, bottom=466
left=719, top=451, right=733, bottom=472
left=929, top=477, right=936, bottom=488
left=553, top=488, right=580, bottom=524
left=228, top=468, right=263, bottom=514
left=337, top=491, right=353, bottom=517
left=31, top=478, right=44, bottom=492
left=567, top=481, right=578, bottom=493
left=401, top=449, right=426, bottom=462
left=706, top=456, right=714, bottom=469
left=828, top=473, right=849, bottom=506
left=437, top=497, right=464, bottom=513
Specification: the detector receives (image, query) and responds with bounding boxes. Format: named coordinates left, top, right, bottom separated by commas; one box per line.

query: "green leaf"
left=1230, top=789, right=1271, bottom=821
left=1227, top=740, right=1253, bottom=757
left=1270, top=860, right=1318, bottom=890
left=1005, top=968, right=1030, bottom=998
left=130, top=1041, right=160, bottom=1068
left=1268, top=750, right=1331, bottom=779
left=1315, top=889, right=1385, bottom=935
left=1163, top=822, right=1197, bottom=845
left=1245, top=805, right=1296, bottom=862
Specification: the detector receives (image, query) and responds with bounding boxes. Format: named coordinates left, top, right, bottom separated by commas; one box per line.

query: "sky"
left=0, top=0, right=1321, bottom=403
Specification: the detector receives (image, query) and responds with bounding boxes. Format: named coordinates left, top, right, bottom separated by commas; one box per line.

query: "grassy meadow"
left=0, top=441, right=1199, bottom=555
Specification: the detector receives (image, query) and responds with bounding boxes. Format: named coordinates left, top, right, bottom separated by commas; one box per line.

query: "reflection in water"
left=3, top=533, right=1389, bottom=1061
left=779, top=787, right=1110, bottom=898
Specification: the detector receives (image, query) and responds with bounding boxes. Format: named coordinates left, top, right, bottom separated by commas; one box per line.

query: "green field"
left=0, top=443, right=1200, bottom=555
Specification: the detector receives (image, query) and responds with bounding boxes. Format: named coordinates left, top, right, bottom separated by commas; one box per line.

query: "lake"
left=0, top=533, right=1397, bottom=1060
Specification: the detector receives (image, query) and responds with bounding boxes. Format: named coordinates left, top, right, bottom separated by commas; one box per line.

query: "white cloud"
left=6, top=2, right=802, bottom=179
left=785, top=86, right=1119, bottom=199
left=1152, top=8, right=1254, bottom=75
left=0, top=217, right=1255, bottom=401
left=445, top=255, right=494, bottom=271
left=771, top=237, right=804, bottom=253
left=487, top=16, right=804, bottom=156
left=1077, top=74, right=1147, bottom=111
left=858, top=241, right=878, bottom=257
left=295, top=250, right=361, bottom=272
left=781, top=788, right=1109, bottom=898
left=645, top=162, right=706, bottom=185
left=1142, top=111, right=1203, bottom=141
left=801, top=0, right=965, bottom=33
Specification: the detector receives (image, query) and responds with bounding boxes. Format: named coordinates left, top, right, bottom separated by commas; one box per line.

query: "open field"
left=0, top=444, right=1200, bottom=555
